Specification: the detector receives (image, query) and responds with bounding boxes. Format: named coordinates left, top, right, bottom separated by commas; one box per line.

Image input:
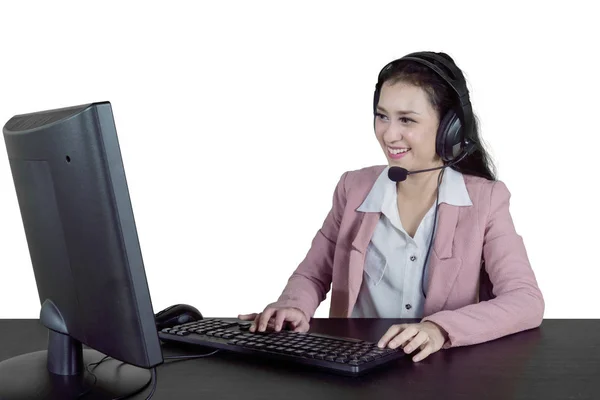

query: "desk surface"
left=1, top=318, right=599, bottom=400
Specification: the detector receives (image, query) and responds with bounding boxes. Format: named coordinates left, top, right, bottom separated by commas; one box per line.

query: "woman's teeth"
left=388, top=147, right=410, bottom=154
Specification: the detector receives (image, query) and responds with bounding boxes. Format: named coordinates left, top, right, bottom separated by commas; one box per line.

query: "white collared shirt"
left=350, top=166, right=472, bottom=318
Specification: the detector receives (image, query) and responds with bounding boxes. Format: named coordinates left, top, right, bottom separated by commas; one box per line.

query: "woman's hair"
left=374, top=53, right=497, bottom=181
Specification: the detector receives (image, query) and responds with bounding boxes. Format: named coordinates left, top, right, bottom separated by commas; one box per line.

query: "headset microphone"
left=387, top=141, right=475, bottom=182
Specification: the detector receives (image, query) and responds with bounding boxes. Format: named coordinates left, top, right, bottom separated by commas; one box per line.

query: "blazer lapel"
left=346, top=212, right=380, bottom=312
left=350, top=212, right=380, bottom=254
left=423, top=203, right=464, bottom=315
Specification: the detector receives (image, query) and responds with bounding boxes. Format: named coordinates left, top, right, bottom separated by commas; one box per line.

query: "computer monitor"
left=0, top=102, right=164, bottom=399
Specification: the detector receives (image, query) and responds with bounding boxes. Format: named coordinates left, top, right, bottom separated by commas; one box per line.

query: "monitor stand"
left=0, top=301, right=152, bottom=400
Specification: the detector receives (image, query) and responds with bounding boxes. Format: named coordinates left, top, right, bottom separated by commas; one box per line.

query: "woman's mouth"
left=388, top=147, right=410, bottom=159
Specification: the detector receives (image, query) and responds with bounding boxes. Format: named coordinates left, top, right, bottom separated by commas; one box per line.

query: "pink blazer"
left=269, top=165, right=545, bottom=349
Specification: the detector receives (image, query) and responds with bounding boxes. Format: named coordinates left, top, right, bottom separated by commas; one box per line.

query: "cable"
left=164, top=349, right=220, bottom=361
left=76, top=357, right=102, bottom=399
left=89, top=355, right=111, bottom=369
left=421, top=168, right=444, bottom=298
left=145, top=369, right=157, bottom=400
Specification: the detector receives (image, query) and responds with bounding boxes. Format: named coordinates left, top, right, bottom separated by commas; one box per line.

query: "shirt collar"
left=357, top=166, right=473, bottom=213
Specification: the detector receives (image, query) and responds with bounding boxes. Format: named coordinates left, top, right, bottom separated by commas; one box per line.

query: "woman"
left=239, top=51, right=544, bottom=362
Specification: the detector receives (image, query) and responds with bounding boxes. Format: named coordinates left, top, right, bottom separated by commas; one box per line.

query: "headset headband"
left=376, top=51, right=474, bottom=139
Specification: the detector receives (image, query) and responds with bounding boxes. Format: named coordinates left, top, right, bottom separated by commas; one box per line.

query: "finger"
left=291, top=315, right=310, bottom=332
left=273, top=311, right=288, bottom=332
left=256, top=308, right=277, bottom=332
left=377, top=324, right=406, bottom=348
left=237, top=313, right=258, bottom=321
left=249, top=313, right=262, bottom=332
left=388, top=326, right=420, bottom=349
left=296, top=319, right=310, bottom=332
left=402, top=331, right=429, bottom=354
left=266, top=318, right=277, bottom=331
left=412, top=342, right=434, bottom=362
left=287, top=311, right=305, bottom=330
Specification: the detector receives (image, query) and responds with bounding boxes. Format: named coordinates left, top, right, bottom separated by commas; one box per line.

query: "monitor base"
left=0, top=349, right=152, bottom=400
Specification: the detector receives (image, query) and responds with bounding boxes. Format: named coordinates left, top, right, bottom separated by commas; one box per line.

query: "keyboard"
left=157, top=318, right=404, bottom=376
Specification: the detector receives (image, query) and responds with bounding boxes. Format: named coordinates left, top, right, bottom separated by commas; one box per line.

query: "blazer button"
left=405, top=304, right=412, bottom=310
left=410, top=255, right=417, bottom=261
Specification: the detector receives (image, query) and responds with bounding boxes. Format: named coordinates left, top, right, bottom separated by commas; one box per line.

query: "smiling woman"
left=239, top=51, right=544, bottom=363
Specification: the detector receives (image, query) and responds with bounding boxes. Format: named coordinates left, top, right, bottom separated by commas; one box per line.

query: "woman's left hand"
left=377, top=321, right=448, bottom=362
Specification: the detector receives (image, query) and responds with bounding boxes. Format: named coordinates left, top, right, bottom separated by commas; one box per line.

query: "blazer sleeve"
left=422, top=180, right=545, bottom=348
left=265, top=171, right=348, bottom=320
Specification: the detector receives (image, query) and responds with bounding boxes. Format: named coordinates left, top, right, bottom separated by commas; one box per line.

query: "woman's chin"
left=388, top=159, right=409, bottom=168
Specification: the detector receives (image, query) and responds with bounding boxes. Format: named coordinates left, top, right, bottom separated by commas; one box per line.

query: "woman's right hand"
left=238, top=306, right=310, bottom=333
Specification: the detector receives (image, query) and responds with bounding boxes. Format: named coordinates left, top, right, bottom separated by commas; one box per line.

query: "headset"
left=372, top=51, right=476, bottom=298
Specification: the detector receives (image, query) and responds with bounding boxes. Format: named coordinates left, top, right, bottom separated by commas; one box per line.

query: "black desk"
left=1, top=319, right=599, bottom=399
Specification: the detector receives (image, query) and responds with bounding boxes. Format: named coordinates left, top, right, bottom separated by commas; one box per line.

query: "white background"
left=0, top=1, right=598, bottom=319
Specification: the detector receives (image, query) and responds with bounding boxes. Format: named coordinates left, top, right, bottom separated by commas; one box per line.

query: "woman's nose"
left=382, top=122, right=404, bottom=143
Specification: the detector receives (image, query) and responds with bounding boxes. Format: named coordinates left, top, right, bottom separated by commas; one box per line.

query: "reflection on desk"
left=0, top=318, right=598, bottom=400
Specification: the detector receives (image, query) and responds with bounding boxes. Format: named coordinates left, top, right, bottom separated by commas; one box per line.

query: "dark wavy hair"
left=374, top=53, right=497, bottom=181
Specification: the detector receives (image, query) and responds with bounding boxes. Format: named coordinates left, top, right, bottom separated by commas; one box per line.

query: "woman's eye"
left=375, top=113, right=413, bottom=123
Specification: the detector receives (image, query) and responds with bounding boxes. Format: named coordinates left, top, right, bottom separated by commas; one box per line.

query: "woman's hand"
left=238, top=306, right=310, bottom=333
left=377, top=321, right=448, bottom=362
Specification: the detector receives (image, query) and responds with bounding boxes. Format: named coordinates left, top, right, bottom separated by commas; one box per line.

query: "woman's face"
left=374, top=81, right=441, bottom=170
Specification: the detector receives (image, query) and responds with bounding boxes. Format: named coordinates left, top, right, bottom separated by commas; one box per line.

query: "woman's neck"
left=396, top=168, right=444, bottom=201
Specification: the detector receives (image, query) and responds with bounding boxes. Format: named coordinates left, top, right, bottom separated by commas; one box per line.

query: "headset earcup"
left=437, top=110, right=463, bottom=162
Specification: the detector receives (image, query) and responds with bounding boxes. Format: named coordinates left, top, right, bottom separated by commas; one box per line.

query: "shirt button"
left=405, top=304, right=412, bottom=310
left=410, top=255, right=417, bottom=261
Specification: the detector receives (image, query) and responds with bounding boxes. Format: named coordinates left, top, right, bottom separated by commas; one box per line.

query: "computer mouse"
left=155, top=304, right=203, bottom=330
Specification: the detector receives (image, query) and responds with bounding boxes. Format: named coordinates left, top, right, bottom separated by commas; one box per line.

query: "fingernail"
left=250, top=324, right=255, bottom=331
